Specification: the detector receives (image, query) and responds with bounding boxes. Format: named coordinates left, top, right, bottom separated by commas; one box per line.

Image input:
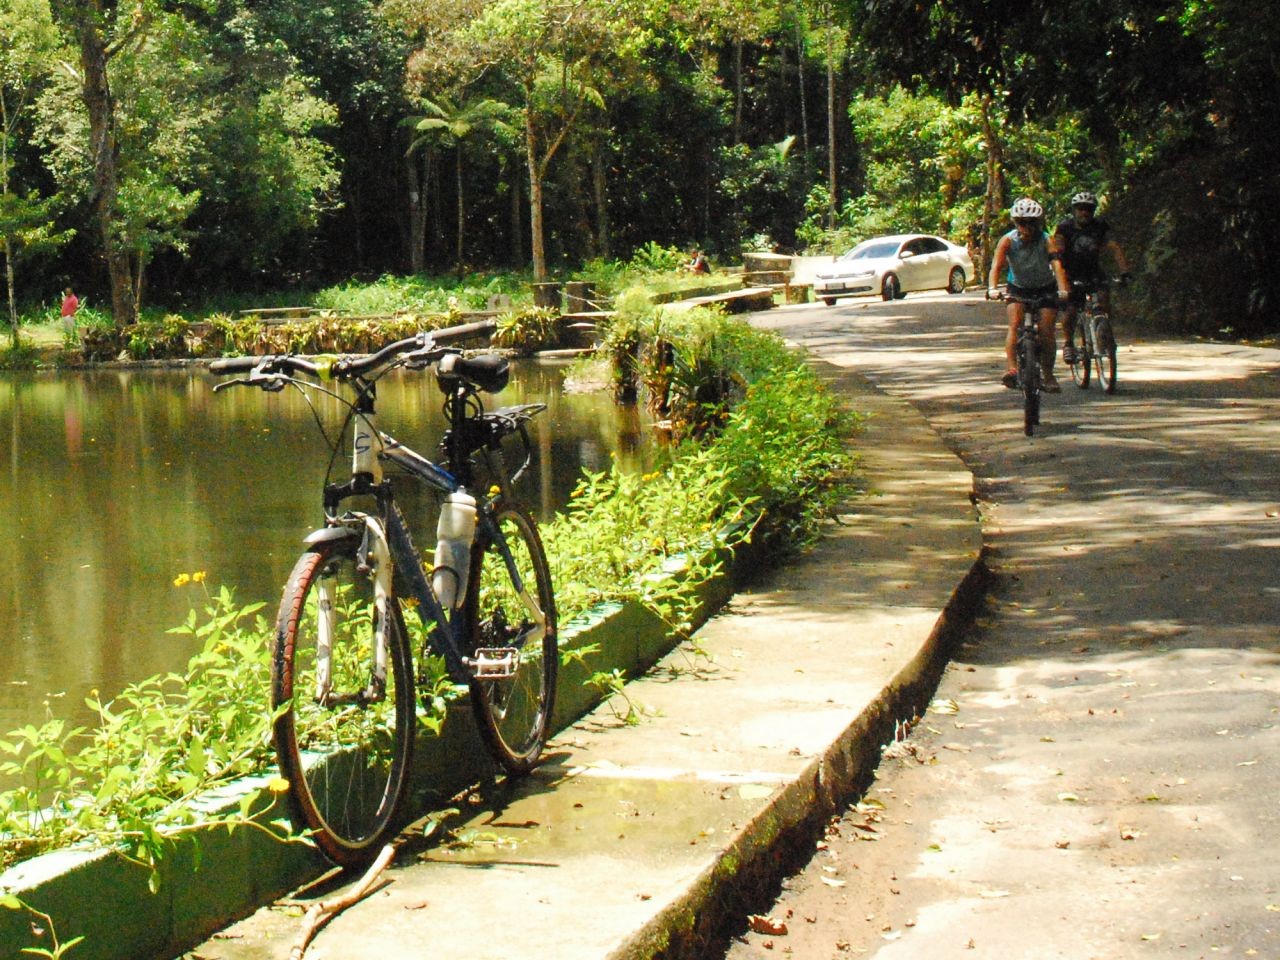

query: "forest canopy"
left=0, top=0, right=1274, bottom=335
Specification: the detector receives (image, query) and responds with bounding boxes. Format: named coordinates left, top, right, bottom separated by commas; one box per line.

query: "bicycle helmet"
left=1010, top=197, right=1043, bottom=220
left=1071, top=191, right=1098, bottom=208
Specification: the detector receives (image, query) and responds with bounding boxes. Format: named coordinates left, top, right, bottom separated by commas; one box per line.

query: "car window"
left=840, top=240, right=900, bottom=262
left=919, top=237, right=948, bottom=254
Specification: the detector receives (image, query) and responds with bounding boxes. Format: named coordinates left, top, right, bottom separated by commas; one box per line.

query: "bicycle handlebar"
left=209, top=318, right=498, bottom=381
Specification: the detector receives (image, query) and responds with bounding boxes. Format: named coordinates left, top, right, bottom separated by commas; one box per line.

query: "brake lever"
left=213, top=370, right=289, bottom=393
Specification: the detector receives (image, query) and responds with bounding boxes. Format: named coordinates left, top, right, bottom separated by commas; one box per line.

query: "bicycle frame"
left=310, top=374, right=545, bottom=693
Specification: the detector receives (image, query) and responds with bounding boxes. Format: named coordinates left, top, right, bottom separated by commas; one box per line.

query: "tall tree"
left=405, top=95, right=516, bottom=276
left=48, top=0, right=143, bottom=326
left=0, top=0, right=67, bottom=336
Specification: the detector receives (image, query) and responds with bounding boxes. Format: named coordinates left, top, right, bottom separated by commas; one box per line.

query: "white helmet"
left=1071, top=191, right=1098, bottom=207
left=1010, top=197, right=1043, bottom=220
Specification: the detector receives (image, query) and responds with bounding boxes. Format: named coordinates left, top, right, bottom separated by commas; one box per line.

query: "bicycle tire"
left=1069, top=323, right=1091, bottom=389
left=465, top=503, right=558, bottom=773
left=1020, top=330, right=1040, bottom=436
left=272, top=536, right=415, bottom=866
left=1095, top=316, right=1118, bottom=393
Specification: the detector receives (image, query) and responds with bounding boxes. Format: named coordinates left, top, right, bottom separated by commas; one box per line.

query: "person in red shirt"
left=61, top=287, right=79, bottom=336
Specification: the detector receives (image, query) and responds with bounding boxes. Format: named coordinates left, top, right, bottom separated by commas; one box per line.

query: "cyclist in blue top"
left=988, top=197, right=1070, bottom=391
left=1055, top=191, right=1131, bottom=364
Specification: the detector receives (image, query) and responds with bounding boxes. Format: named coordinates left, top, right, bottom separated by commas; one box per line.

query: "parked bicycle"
left=989, top=288, right=1047, bottom=436
left=1065, top=278, right=1120, bottom=393
left=210, top=321, right=557, bottom=866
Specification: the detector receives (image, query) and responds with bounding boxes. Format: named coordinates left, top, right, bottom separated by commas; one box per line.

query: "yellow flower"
left=173, top=573, right=191, bottom=587
left=192, top=571, right=207, bottom=583
left=268, top=777, right=291, bottom=794
left=489, top=485, right=501, bottom=497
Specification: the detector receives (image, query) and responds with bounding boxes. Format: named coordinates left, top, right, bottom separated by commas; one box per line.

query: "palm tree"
left=405, top=95, right=516, bottom=276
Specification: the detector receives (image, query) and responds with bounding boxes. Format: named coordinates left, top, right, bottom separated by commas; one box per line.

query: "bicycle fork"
left=312, top=514, right=393, bottom=707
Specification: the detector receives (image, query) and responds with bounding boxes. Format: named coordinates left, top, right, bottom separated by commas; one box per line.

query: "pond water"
left=0, top=361, right=646, bottom=735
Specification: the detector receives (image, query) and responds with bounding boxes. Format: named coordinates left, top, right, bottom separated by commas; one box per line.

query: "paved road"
left=727, top=292, right=1280, bottom=959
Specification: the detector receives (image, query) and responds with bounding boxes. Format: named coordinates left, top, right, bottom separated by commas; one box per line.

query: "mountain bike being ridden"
left=987, top=286, right=1047, bottom=436
left=988, top=197, right=1071, bottom=393
left=1054, top=191, right=1131, bottom=367
left=1065, top=277, right=1124, bottom=393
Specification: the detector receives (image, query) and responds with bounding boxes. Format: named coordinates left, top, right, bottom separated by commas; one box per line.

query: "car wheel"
left=947, top=266, right=966, bottom=294
left=822, top=297, right=836, bottom=306
left=881, top=274, right=899, bottom=301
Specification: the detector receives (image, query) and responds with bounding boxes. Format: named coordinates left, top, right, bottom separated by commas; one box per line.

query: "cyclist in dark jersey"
left=1055, top=191, right=1131, bottom=363
left=988, top=197, right=1070, bottom=391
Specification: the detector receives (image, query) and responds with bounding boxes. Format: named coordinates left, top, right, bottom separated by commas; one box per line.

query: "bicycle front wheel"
left=465, top=504, right=558, bottom=773
left=273, top=537, right=415, bottom=866
left=1095, top=317, right=1118, bottom=393
left=1020, top=332, right=1040, bottom=436
left=1069, top=324, right=1091, bottom=388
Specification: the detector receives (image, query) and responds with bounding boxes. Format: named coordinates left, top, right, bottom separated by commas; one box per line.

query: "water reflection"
left=0, top=360, right=646, bottom=734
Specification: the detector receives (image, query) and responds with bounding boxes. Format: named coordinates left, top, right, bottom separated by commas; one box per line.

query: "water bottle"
left=432, top=490, right=477, bottom=610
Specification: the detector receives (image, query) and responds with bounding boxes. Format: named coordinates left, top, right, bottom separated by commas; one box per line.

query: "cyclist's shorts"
left=1007, top=284, right=1057, bottom=310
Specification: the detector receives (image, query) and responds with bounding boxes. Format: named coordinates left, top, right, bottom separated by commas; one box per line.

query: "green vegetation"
left=0, top=582, right=300, bottom=883
left=2, top=0, right=1271, bottom=338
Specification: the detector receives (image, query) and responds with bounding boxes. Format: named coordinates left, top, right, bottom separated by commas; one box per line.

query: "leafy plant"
left=0, top=896, right=82, bottom=958
left=492, top=305, right=559, bottom=355
left=0, top=581, right=300, bottom=882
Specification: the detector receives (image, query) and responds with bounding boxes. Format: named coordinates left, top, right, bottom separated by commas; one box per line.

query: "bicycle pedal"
left=469, top=647, right=519, bottom=679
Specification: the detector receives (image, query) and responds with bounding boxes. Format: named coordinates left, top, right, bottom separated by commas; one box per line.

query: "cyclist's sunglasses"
left=1013, top=217, right=1039, bottom=227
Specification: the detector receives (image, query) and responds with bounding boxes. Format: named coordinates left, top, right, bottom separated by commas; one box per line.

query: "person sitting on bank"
left=684, top=249, right=710, bottom=274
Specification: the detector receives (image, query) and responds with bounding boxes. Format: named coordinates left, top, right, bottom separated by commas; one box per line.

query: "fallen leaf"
left=1057, top=792, right=1080, bottom=802
left=820, top=876, right=847, bottom=888
left=1141, top=933, right=1161, bottom=941
left=882, top=930, right=902, bottom=941
left=1120, top=828, right=1140, bottom=840
left=931, top=698, right=960, bottom=715
left=1055, top=839, right=1071, bottom=849
left=980, top=889, right=1010, bottom=899
left=749, top=914, right=789, bottom=936
left=404, top=901, right=429, bottom=911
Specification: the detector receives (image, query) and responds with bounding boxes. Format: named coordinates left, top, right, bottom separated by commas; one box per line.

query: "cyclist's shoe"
left=1062, top=344, right=1077, bottom=365
left=1042, top=371, right=1062, bottom=392
left=1001, top=370, right=1019, bottom=389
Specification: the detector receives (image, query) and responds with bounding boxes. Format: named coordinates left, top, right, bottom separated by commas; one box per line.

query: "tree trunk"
left=406, top=150, right=426, bottom=273
left=797, top=21, right=811, bottom=186
left=826, top=39, right=837, bottom=230
left=734, top=41, right=744, bottom=146
left=70, top=4, right=135, bottom=327
left=978, top=95, right=1006, bottom=281
left=526, top=110, right=547, bottom=281
left=2, top=93, right=18, bottom=337
left=455, top=147, right=465, bottom=278
left=592, top=147, right=610, bottom=261
left=3, top=238, right=17, bottom=346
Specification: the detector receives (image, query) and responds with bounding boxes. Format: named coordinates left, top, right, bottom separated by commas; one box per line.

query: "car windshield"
left=840, top=240, right=901, bottom=262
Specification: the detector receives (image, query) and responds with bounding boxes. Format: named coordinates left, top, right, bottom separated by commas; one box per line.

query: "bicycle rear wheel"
left=1069, top=324, right=1091, bottom=388
left=1095, top=316, right=1118, bottom=393
left=272, top=536, right=415, bottom=866
left=465, top=504, right=558, bottom=773
left=1020, top=331, right=1040, bottom=436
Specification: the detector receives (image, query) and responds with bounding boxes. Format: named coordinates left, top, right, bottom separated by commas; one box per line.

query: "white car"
left=813, top=234, right=974, bottom=304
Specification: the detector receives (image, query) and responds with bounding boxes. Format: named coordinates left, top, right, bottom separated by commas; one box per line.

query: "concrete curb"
left=613, top=552, right=992, bottom=959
